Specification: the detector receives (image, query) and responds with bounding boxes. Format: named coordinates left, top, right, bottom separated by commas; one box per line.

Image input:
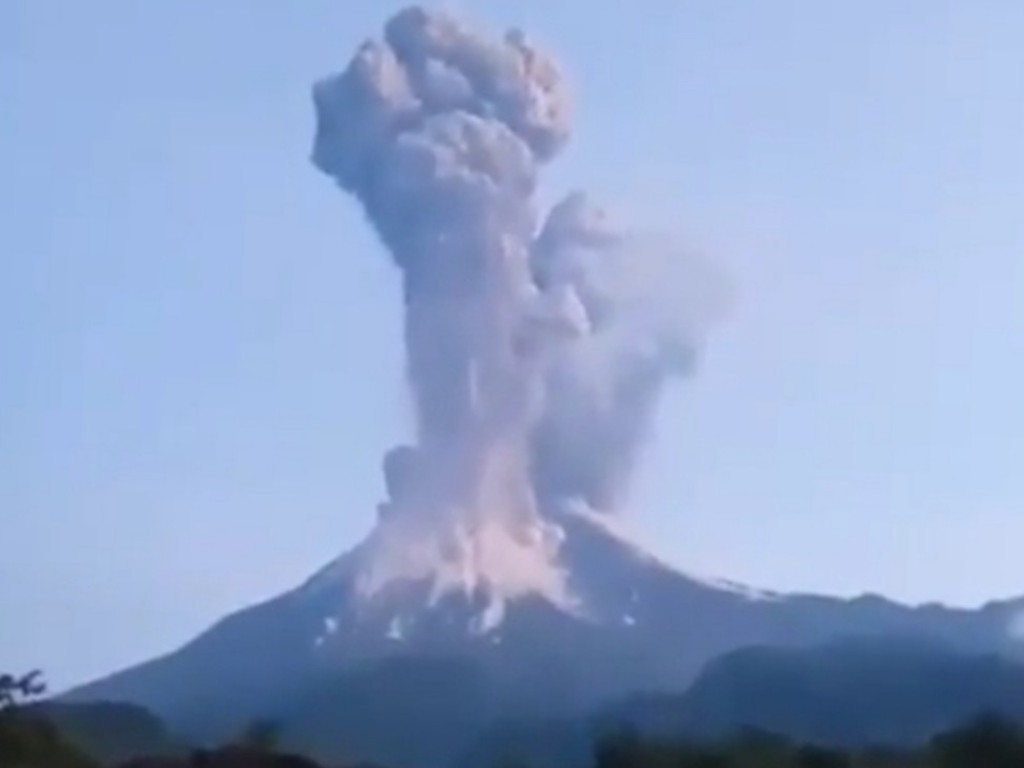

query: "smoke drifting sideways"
left=530, top=193, right=732, bottom=513
left=311, top=6, right=731, bottom=555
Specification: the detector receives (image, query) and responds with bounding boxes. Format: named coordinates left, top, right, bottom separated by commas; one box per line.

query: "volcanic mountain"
left=67, top=504, right=1022, bottom=748
left=62, top=7, right=1024, bottom=764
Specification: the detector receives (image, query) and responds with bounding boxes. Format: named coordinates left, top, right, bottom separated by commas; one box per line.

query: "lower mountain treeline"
left=6, top=636, right=1024, bottom=768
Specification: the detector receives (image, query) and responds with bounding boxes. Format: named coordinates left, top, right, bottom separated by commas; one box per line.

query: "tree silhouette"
left=929, top=713, right=1024, bottom=768
left=0, top=670, right=46, bottom=711
left=1, top=670, right=97, bottom=767
left=235, top=719, right=283, bottom=753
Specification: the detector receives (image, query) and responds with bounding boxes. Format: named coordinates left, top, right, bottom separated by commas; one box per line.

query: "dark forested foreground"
left=8, top=658, right=1024, bottom=768
left=5, top=705, right=1024, bottom=768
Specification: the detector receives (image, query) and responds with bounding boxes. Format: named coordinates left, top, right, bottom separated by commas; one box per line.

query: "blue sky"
left=2, top=1, right=1022, bottom=690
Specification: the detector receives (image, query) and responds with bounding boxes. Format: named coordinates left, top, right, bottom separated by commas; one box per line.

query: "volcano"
left=67, top=504, right=1021, bottom=751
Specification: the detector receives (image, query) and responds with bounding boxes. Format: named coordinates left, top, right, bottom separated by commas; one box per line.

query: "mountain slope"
left=613, top=637, right=1024, bottom=745
left=66, top=506, right=1023, bottom=750
left=276, top=656, right=508, bottom=768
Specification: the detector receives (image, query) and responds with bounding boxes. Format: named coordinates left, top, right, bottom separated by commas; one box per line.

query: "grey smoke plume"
left=530, top=193, right=731, bottom=512
left=312, top=6, right=729, bottom=534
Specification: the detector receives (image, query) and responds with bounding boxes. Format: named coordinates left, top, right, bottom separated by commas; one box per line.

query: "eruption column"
left=312, top=7, right=573, bottom=539
left=312, top=7, right=730, bottom=602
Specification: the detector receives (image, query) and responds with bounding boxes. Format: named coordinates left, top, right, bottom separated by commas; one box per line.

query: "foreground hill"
left=614, top=637, right=1024, bottom=745
left=464, top=638, right=1024, bottom=768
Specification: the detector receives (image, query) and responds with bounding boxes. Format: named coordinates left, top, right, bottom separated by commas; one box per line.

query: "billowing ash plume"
left=530, top=193, right=731, bottom=512
left=312, top=5, right=729, bottom=595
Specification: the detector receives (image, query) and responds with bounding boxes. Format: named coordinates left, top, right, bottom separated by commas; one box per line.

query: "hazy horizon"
left=3, top=1, right=1023, bottom=690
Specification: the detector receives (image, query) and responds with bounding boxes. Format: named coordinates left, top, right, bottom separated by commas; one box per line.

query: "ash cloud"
left=530, top=193, right=732, bottom=512
left=312, top=5, right=729, bottom=537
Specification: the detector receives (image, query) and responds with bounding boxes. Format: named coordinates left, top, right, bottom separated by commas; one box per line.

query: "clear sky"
left=2, top=1, right=1023, bottom=690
